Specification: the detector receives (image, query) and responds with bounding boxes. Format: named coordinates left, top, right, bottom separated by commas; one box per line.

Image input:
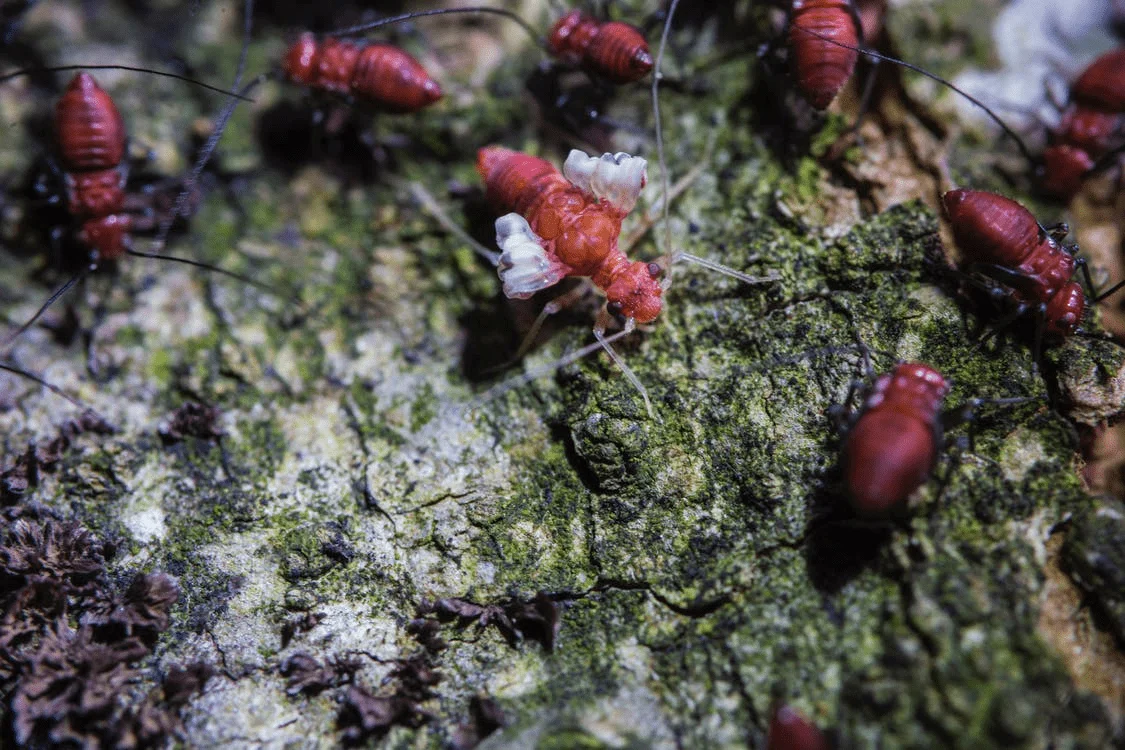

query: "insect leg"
left=593, top=308, right=654, bottom=419
left=2, top=269, right=90, bottom=352
left=670, top=253, right=779, bottom=288
left=407, top=181, right=499, bottom=265
left=510, top=283, right=593, bottom=364
left=848, top=56, right=881, bottom=145
left=467, top=325, right=636, bottom=414
left=650, top=0, right=681, bottom=286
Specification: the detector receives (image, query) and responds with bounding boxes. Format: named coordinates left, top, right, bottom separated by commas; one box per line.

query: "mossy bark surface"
left=2, top=1, right=1124, bottom=748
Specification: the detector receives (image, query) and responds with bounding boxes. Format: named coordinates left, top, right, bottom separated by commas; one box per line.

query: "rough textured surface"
left=2, top=1, right=1124, bottom=748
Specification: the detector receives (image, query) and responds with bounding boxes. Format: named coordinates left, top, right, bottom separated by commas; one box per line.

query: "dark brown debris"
left=0, top=516, right=209, bottom=749
left=336, top=654, right=440, bottom=747
left=280, top=611, right=324, bottom=648
left=158, top=401, right=224, bottom=444
left=451, top=695, right=506, bottom=750
left=405, top=615, right=446, bottom=654
left=416, top=592, right=562, bottom=651
left=280, top=652, right=360, bottom=697
left=83, top=573, right=181, bottom=648
left=1, top=412, right=115, bottom=504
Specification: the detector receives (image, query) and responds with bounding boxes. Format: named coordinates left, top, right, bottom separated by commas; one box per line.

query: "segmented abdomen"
left=789, top=0, right=860, bottom=110
left=546, top=11, right=653, bottom=84
left=55, top=73, right=126, bottom=172
left=844, top=363, right=948, bottom=516
left=283, top=33, right=442, bottom=112
left=478, top=148, right=584, bottom=227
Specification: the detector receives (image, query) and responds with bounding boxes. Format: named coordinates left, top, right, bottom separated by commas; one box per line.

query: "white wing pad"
left=562, top=150, right=647, bottom=214
left=495, top=213, right=571, bottom=299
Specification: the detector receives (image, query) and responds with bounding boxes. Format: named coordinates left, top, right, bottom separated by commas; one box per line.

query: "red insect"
left=1039, top=48, right=1125, bottom=198
left=282, top=32, right=442, bottom=112
left=838, top=362, right=950, bottom=517
left=310, top=7, right=651, bottom=88
left=788, top=0, right=862, bottom=110
left=768, top=704, right=831, bottom=750
left=546, top=10, right=654, bottom=84
left=477, top=146, right=662, bottom=323
left=940, top=189, right=1124, bottom=341
left=54, top=72, right=133, bottom=263
left=1, top=57, right=266, bottom=351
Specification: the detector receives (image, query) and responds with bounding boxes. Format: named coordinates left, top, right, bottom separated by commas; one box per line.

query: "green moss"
left=3, top=1, right=1124, bottom=748
left=410, top=382, right=437, bottom=432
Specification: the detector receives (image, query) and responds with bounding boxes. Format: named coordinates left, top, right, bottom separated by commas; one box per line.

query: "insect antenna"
left=1093, top=277, right=1125, bottom=303
left=669, top=252, right=779, bottom=287
left=2, top=269, right=89, bottom=352
left=143, top=0, right=288, bottom=302
left=646, top=3, right=777, bottom=292
left=123, top=248, right=278, bottom=295
left=789, top=26, right=1038, bottom=166
left=0, top=361, right=103, bottom=418
left=0, top=64, right=255, bottom=101
left=151, top=0, right=256, bottom=255
left=651, top=0, right=680, bottom=282
left=469, top=325, right=638, bottom=412
left=324, top=6, right=545, bottom=48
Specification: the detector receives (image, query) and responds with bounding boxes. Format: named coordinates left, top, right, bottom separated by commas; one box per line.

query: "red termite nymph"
left=282, top=32, right=443, bottom=113
left=478, top=146, right=661, bottom=323
left=1039, top=47, right=1125, bottom=198
left=768, top=703, right=832, bottom=750
left=838, top=362, right=950, bottom=517
left=0, top=3, right=273, bottom=354
left=546, top=10, right=654, bottom=85
left=470, top=143, right=775, bottom=417
left=53, top=73, right=132, bottom=264
left=941, top=188, right=1125, bottom=352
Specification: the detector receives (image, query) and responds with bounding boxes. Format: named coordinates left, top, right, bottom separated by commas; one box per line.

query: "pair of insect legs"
left=958, top=220, right=1125, bottom=369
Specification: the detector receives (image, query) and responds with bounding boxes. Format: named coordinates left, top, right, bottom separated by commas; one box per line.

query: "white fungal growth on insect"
left=563, top=150, right=647, bottom=214
left=494, top=213, right=571, bottom=299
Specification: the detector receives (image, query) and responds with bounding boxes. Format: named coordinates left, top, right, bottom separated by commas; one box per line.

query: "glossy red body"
left=768, top=704, right=831, bottom=750
left=55, top=73, right=131, bottom=261
left=843, top=363, right=949, bottom=517
left=788, top=0, right=860, bottom=110
left=1071, top=48, right=1125, bottom=110
left=942, top=189, right=1085, bottom=337
left=477, top=146, right=662, bottom=323
left=1041, top=48, right=1125, bottom=198
left=546, top=11, right=653, bottom=84
left=283, top=32, right=442, bottom=113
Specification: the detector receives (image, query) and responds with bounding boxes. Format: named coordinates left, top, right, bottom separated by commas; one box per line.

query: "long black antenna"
left=326, top=6, right=545, bottom=48
left=151, top=0, right=256, bottom=256
left=789, top=26, right=1039, bottom=166
left=651, top=0, right=681, bottom=278
left=0, top=361, right=92, bottom=412
left=0, top=64, right=255, bottom=101
left=123, top=246, right=279, bottom=292
left=2, top=269, right=89, bottom=352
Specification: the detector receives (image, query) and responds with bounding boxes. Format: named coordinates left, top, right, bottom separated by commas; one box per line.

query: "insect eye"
left=647, top=262, right=662, bottom=279
left=606, top=302, right=623, bottom=317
